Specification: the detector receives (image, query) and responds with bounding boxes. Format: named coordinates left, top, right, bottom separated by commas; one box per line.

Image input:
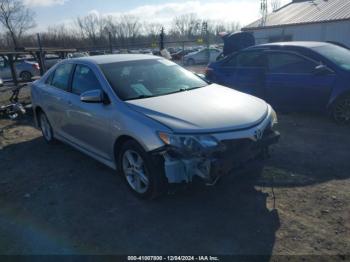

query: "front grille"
left=221, top=138, right=254, bottom=153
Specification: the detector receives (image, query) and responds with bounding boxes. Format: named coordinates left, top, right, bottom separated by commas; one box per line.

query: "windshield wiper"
left=187, top=85, right=207, bottom=90
left=167, top=86, right=206, bottom=95
left=125, top=94, right=154, bottom=101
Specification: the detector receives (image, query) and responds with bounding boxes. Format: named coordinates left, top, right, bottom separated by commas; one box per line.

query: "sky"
left=23, top=0, right=291, bottom=32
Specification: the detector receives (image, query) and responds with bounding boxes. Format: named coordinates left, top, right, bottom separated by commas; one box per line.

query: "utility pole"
left=108, top=32, right=113, bottom=54
left=202, top=21, right=209, bottom=63
left=260, top=0, right=268, bottom=26
left=36, top=33, right=46, bottom=75
left=160, top=27, right=165, bottom=51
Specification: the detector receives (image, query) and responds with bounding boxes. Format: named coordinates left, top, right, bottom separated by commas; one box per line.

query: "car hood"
left=125, top=84, right=268, bottom=133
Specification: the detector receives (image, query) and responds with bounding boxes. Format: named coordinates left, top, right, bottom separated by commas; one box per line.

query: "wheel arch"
left=327, top=90, right=350, bottom=111
left=20, top=70, right=32, bottom=78
left=113, top=135, right=143, bottom=165
left=34, top=106, right=44, bottom=127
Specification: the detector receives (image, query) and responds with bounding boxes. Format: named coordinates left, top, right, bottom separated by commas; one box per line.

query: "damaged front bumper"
left=154, top=128, right=280, bottom=185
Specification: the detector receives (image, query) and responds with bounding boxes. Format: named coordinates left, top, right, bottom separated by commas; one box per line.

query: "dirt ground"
left=0, top=90, right=349, bottom=259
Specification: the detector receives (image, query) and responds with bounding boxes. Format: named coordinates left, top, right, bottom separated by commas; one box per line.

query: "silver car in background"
left=0, top=58, right=40, bottom=81
left=183, top=48, right=221, bottom=65
left=31, top=55, right=279, bottom=199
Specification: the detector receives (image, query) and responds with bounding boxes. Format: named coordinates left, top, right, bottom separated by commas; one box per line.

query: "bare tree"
left=143, top=22, right=162, bottom=38
left=0, top=10, right=242, bottom=50
left=76, top=13, right=106, bottom=45
left=121, top=15, right=141, bottom=40
left=271, top=0, right=281, bottom=12
left=212, top=20, right=240, bottom=35
left=0, top=0, right=36, bottom=48
left=171, top=13, right=201, bottom=39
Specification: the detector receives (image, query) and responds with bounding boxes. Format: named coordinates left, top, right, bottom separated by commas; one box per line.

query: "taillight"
left=33, top=63, right=40, bottom=70
left=205, top=67, right=213, bottom=78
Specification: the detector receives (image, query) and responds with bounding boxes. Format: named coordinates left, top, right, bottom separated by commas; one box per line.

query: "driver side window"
left=51, top=63, right=74, bottom=91
left=267, top=52, right=316, bottom=74
left=72, top=65, right=102, bottom=95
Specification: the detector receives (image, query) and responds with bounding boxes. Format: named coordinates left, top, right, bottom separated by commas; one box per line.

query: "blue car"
left=206, top=42, right=350, bottom=124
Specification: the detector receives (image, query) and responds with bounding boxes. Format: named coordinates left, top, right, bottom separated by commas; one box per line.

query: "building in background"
left=242, top=0, right=350, bottom=47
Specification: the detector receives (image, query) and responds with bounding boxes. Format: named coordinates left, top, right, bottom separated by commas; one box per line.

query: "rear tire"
left=20, top=71, right=32, bottom=82
left=331, top=95, right=350, bottom=124
left=118, top=140, right=167, bottom=199
left=187, top=58, right=195, bottom=66
left=39, top=112, right=56, bottom=144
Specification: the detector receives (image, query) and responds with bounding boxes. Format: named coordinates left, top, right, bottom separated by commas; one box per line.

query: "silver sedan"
left=0, top=58, right=40, bottom=81
left=31, top=55, right=279, bottom=199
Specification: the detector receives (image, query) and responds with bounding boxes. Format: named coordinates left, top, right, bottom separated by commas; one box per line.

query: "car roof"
left=72, top=54, right=158, bottom=65
left=249, top=41, right=330, bottom=50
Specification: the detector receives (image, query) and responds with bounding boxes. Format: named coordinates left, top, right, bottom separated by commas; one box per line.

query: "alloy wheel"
left=333, top=97, right=350, bottom=124
left=21, top=71, right=32, bottom=82
left=122, top=150, right=150, bottom=194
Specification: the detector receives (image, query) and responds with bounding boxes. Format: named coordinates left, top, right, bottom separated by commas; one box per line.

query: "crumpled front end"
left=153, top=109, right=280, bottom=185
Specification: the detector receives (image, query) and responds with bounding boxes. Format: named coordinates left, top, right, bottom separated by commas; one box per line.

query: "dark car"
left=206, top=42, right=350, bottom=124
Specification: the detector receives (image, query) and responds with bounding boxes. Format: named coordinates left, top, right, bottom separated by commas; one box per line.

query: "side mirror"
left=80, top=89, right=105, bottom=103
left=314, top=64, right=333, bottom=75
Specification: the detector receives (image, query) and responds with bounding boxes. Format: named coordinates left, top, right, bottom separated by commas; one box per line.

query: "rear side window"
left=267, top=52, right=316, bottom=74
left=237, top=52, right=265, bottom=67
left=72, top=65, right=102, bottom=95
left=51, top=63, right=73, bottom=91
left=225, top=51, right=264, bottom=67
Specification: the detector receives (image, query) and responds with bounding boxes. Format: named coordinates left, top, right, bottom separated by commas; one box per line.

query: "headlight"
left=270, top=108, right=278, bottom=127
left=158, top=132, right=219, bottom=153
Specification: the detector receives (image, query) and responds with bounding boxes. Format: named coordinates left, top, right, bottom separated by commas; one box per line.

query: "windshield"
left=100, top=59, right=208, bottom=101
left=313, top=44, right=350, bottom=70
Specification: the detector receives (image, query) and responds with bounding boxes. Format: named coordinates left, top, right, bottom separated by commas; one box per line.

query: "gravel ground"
left=0, top=112, right=349, bottom=258
left=0, top=80, right=349, bottom=258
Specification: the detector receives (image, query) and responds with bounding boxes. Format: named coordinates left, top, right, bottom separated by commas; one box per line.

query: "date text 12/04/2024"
left=127, top=256, right=220, bottom=261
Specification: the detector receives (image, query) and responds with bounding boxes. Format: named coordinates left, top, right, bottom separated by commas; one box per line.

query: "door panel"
left=265, top=74, right=335, bottom=110
left=264, top=51, right=335, bottom=111
left=217, top=51, right=266, bottom=97
left=43, top=63, right=74, bottom=137
left=42, top=86, right=72, bottom=137
left=64, top=64, right=113, bottom=160
left=66, top=96, right=113, bottom=160
left=230, top=67, right=266, bottom=97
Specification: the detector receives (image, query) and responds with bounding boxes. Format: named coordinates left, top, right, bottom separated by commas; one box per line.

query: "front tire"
left=39, top=112, right=56, bottom=144
left=331, top=95, right=350, bottom=124
left=118, top=140, right=167, bottom=199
